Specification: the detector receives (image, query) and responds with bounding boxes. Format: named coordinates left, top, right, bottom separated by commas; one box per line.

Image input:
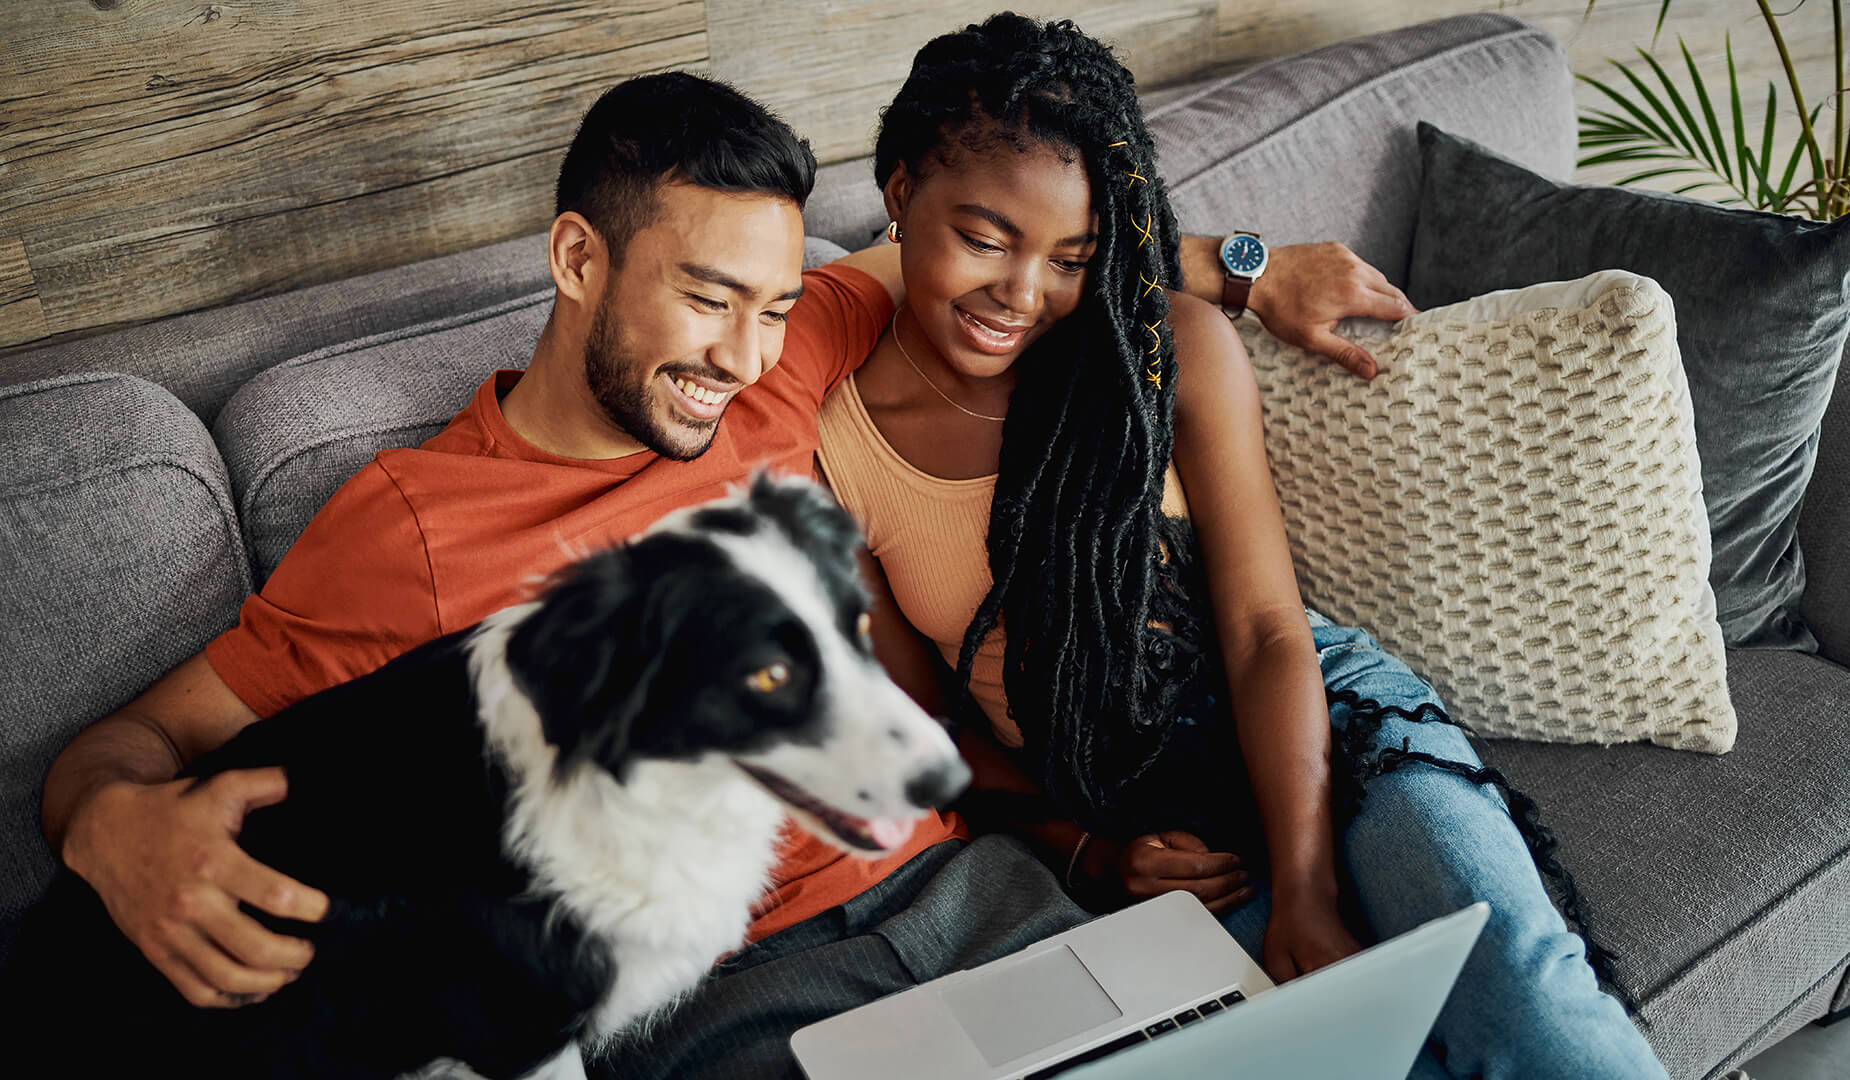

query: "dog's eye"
left=746, top=663, right=791, bottom=693
left=855, top=612, right=872, bottom=637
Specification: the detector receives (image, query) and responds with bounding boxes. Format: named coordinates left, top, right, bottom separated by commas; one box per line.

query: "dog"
left=6, top=474, right=970, bottom=1080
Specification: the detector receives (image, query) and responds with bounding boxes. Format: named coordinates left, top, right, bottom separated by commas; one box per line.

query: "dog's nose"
left=905, top=758, right=972, bottom=810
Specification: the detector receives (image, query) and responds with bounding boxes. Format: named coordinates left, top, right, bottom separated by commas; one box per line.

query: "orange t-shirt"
left=205, top=263, right=965, bottom=943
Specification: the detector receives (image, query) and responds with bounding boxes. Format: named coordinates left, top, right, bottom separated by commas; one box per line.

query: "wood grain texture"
left=0, top=0, right=706, bottom=353
left=0, top=237, right=48, bottom=349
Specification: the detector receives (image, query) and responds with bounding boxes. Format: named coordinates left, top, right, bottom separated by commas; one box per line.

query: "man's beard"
left=583, top=297, right=721, bottom=461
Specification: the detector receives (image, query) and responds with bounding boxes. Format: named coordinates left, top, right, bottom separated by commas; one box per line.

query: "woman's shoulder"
left=1163, top=291, right=1251, bottom=368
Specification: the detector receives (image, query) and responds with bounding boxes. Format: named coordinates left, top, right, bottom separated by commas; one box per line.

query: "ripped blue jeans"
left=1213, top=610, right=1668, bottom=1080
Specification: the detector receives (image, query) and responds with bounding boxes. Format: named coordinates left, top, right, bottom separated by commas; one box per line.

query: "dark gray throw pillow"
left=1406, top=122, right=1849, bottom=651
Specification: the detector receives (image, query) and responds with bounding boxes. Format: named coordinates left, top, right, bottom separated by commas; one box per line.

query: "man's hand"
left=1084, top=829, right=1254, bottom=915
left=63, top=768, right=329, bottom=1008
left=1245, top=242, right=1416, bottom=380
left=1261, top=887, right=1362, bottom=982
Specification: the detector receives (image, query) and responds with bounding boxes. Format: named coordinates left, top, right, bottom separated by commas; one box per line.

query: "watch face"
left=1221, top=234, right=1266, bottom=277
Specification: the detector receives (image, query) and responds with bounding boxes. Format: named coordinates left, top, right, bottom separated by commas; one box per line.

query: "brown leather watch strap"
left=1220, top=274, right=1253, bottom=318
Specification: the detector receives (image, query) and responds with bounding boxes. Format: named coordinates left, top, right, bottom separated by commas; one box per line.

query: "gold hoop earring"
left=886, top=220, right=902, bottom=244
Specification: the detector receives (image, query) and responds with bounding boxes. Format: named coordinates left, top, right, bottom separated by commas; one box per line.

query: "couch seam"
left=266, top=290, right=552, bottom=373
left=1700, top=953, right=1850, bottom=1079
left=1638, top=838, right=1850, bottom=1008
left=1, top=453, right=254, bottom=597
left=1161, top=24, right=1563, bottom=193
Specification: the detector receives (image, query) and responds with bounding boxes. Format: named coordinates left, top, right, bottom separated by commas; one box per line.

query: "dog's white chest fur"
left=469, top=610, right=791, bottom=1041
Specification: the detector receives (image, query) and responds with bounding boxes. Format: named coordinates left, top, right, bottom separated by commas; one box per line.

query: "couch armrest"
left=1798, top=342, right=1850, bottom=665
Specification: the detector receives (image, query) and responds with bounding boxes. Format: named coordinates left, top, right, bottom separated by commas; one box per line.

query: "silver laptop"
left=790, top=892, right=1488, bottom=1080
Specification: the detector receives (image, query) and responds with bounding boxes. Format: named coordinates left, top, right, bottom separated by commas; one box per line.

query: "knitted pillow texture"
left=1241, top=270, right=1735, bottom=752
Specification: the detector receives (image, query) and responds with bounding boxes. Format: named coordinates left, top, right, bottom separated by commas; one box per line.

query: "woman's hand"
left=1082, top=830, right=1254, bottom=915
left=1261, top=888, right=1363, bottom=982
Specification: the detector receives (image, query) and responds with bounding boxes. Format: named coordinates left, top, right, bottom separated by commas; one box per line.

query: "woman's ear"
left=881, top=162, right=914, bottom=230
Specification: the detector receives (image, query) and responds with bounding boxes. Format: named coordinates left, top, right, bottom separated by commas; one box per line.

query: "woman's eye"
left=960, top=233, right=1003, bottom=255
left=1054, top=260, right=1089, bottom=275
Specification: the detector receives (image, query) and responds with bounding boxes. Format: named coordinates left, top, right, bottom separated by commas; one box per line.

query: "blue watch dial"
left=1220, top=234, right=1266, bottom=277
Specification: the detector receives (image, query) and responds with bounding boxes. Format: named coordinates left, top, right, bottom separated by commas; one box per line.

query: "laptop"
left=790, top=892, right=1488, bottom=1080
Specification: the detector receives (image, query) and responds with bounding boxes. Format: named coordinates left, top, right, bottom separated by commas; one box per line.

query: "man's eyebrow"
left=953, top=204, right=1096, bottom=249
left=678, top=262, right=804, bottom=303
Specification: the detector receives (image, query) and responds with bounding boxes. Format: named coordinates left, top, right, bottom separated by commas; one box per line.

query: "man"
left=41, top=72, right=1413, bottom=1075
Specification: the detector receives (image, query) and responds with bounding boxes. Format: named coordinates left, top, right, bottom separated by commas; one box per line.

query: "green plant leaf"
left=1683, top=38, right=1732, bottom=183
left=1652, top=0, right=1674, bottom=48
left=1578, top=147, right=1687, bottom=168
left=1759, top=80, right=1781, bottom=206
left=1579, top=71, right=1682, bottom=150
left=1612, top=61, right=1702, bottom=163
left=1728, top=35, right=1752, bottom=202
left=1637, top=46, right=1716, bottom=171
left=1617, top=166, right=1711, bottom=185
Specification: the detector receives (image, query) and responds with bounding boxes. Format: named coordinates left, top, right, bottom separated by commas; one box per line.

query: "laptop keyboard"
left=1022, top=989, right=1247, bottom=1079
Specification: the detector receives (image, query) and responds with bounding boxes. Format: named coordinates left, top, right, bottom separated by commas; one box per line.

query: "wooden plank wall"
left=1, top=1, right=1835, bottom=354
left=0, top=0, right=706, bottom=351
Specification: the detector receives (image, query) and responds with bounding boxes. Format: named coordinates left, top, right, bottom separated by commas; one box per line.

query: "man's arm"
left=1176, top=235, right=1415, bottom=379
left=825, top=232, right=1412, bottom=378
left=43, top=653, right=330, bottom=1009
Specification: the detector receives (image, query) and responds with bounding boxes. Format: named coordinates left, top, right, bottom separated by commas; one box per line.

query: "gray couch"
left=2, top=14, right=1844, bottom=1079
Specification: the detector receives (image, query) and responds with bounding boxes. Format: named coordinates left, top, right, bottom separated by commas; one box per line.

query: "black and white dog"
left=7, top=475, right=968, bottom=1080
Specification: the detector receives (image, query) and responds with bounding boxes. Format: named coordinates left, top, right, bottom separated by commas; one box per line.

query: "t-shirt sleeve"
left=777, top=263, right=896, bottom=409
left=204, top=461, right=439, bottom=717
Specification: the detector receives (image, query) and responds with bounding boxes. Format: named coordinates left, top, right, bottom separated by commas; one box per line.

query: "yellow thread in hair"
left=1144, top=321, right=1162, bottom=356
left=1145, top=366, right=1163, bottom=389
left=1139, top=272, right=1159, bottom=298
left=1134, top=214, right=1154, bottom=249
left=1107, top=141, right=1129, bottom=148
left=1125, top=170, right=1147, bottom=190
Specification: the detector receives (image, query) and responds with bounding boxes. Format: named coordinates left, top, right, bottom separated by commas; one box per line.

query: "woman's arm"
left=1165, top=291, right=1361, bottom=978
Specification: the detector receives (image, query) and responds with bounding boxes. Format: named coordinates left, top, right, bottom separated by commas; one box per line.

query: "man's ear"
left=881, top=162, right=914, bottom=231
left=548, top=211, right=607, bottom=309
left=503, top=549, right=656, bottom=779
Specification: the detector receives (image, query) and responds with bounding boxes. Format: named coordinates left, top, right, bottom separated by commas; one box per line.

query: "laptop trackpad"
left=939, top=945, right=1123, bottom=1067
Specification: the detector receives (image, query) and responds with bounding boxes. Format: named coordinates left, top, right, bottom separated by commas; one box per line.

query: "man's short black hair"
left=555, top=72, right=816, bottom=266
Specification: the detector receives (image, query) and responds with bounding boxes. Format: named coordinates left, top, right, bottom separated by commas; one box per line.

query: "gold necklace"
left=889, top=314, right=1008, bottom=423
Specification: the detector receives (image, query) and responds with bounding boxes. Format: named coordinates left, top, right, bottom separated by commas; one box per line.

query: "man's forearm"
left=41, top=711, right=185, bottom=857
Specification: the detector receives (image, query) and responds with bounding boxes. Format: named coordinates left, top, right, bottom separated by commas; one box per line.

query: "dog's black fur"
left=4, top=476, right=942, bottom=1080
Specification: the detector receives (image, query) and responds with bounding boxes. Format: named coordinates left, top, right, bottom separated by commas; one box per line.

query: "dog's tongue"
left=869, top=817, right=914, bottom=850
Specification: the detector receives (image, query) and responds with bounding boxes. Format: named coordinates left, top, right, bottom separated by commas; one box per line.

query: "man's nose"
left=709, top=316, right=764, bottom=386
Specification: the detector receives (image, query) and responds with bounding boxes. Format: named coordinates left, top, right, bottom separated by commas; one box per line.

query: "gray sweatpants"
left=588, top=835, right=1092, bottom=1079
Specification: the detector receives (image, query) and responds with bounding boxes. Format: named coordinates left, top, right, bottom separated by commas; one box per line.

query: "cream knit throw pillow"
left=1241, top=270, right=1735, bottom=752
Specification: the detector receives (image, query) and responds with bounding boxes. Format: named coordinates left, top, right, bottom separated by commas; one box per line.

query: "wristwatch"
left=1217, top=231, right=1269, bottom=318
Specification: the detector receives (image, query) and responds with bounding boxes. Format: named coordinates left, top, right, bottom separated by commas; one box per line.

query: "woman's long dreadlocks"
left=875, top=13, right=1191, bottom=823
left=874, top=12, right=1640, bottom=1012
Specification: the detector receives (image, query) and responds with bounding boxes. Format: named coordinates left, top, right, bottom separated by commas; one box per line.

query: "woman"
left=816, top=14, right=1669, bottom=1079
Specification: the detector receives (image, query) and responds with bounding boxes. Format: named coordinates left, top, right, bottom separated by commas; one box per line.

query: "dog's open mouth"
left=738, top=764, right=915, bottom=853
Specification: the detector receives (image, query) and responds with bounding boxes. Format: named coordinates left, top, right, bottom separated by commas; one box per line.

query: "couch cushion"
left=214, top=292, right=550, bottom=583
left=1150, top=13, right=1573, bottom=287
left=797, top=12, right=1576, bottom=284
left=1799, top=342, right=1850, bottom=668
left=1247, top=271, right=1734, bottom=751
left=2, top=234, right=551, bottom=425
left=1479, top=649, right=1850, bottom=1077
left=0, top=374, right=251, bottom=964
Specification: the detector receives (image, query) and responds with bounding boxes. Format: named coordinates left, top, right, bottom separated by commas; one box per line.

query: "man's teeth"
left=674, top=378, right=727, bottom=406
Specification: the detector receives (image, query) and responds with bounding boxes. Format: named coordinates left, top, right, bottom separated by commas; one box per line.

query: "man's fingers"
left=226, top=850, right=329, bottom=924
left=1137, top=848, right=1240, bottom=879
left=1354, top=284, right=1416, bottom=322
left=1163, top=869, right=1250, bottom=900
left=171, top=926, right=290, bottom=1005
left=148, top=943, right=230, bottom=1010
left=214, top=766, right=292, bottom=817
left=206, top=889, right=315, bottom=972
left=1303, top=328, right=1377, bottom=379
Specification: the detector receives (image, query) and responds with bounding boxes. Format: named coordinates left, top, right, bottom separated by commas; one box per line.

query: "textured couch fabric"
left=0, top=374, right=251, bottom=963
left=2, top=14, right=1844, bottom=1077
left=1481, top=648, right=1850, bottom=1079
left=1798, top=343, right=1850, bottom=668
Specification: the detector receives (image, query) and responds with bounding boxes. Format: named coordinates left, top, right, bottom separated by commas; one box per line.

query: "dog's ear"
left=502, top=549, right=665, bottom=779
